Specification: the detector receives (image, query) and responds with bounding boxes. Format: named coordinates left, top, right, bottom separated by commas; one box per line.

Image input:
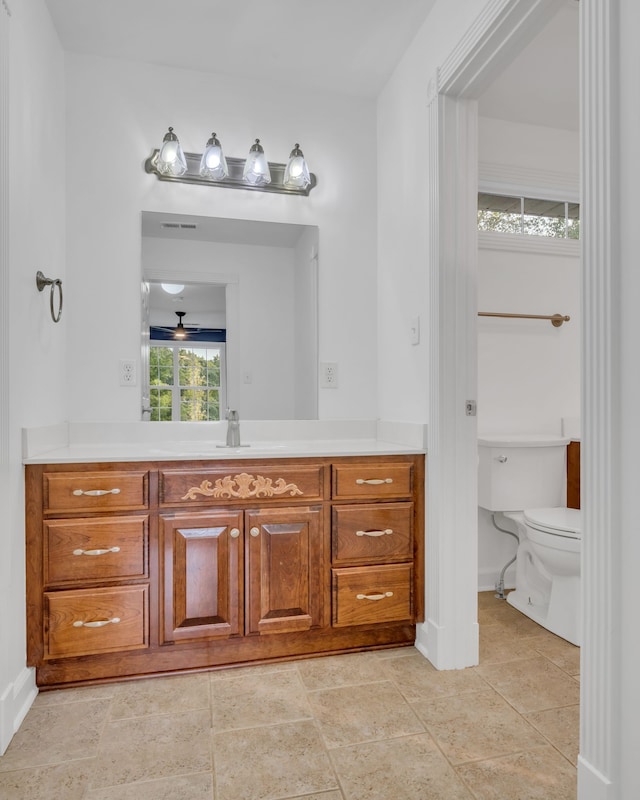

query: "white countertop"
left=22, top=420, right=427, bottom=464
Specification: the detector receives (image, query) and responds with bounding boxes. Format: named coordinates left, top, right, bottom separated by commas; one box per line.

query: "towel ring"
left=36, top=271, right=63, bottom=323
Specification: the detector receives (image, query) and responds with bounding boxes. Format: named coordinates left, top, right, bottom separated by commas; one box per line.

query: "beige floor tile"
left=380, top=652, right=489, bottom=701
left=209, top=660, right=297, bottom=682
left=89, top=709, right=211, bottom=790
left=86, top=771, right=214, bottom=799
left=372, top=645, right=417, bottom=659
left=308, top=680, right=424, bottom=749
left=109, top=673, right=210, bottom=720
left=478, top=657, right=580, bottom=714
left=524, top=705, right=580, bottom=765
left=211, top=669, right=312, bottom=731
left=296, top=651, right=388, bottom=690
left=34, top=684, right=116, bottom=707
left=281, top=793, right=344, bottom=800
left=413, top=689, right=547, bottom=764
left=456, top=744, right=576, bottom=799
left=0, top=758, right=94, bottom=799
left=526, top=634, right=581, bottom=676
left=330, top=733, right=474, bottom=800
left=213, top=720, right=338, bottom=800
left=479, top=624, right=544, bottom=666
left=0, top=700, right=110, bottom=771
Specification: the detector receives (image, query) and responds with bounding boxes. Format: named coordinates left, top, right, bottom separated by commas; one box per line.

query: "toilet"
left=478, top=434, right=582, bottom=646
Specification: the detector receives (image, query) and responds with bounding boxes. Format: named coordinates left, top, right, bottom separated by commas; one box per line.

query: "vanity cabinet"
left=26, top=453, right=424, bottom=688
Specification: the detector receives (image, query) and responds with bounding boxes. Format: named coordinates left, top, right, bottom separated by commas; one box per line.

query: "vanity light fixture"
left=199, top=132, right=228, bottom=181
left=174, top=311, right=187, bottom=340
left=145, top=129, right=316, bottom=195
left=156, top=127, right=187, bottom=177
left=283, top=144, right=311, bottom=190
left=242, top=139, right=271, bottom=186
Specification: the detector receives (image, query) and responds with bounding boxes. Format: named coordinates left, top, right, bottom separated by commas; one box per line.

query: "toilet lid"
left=523, top=507, right=582, bottom=537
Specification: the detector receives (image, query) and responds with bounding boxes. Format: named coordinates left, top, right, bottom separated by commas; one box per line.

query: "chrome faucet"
left=226, top=409, right=241, bottom=447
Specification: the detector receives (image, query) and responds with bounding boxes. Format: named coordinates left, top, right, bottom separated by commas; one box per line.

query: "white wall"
left=476, top=117, right=580, bottom=591
left=142, top=236, right=298, bottom=420
left=1, top=0, right=66, bottom=754
left=293, top=227, right=319, bottom=419
left=64, top=55, right=378, bottom=422
left=377, top=0, right=488, bottom=424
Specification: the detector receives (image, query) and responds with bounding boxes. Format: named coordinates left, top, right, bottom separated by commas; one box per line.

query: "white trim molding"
left=578, top=0, right=619, bottom=797
left=478, top=230, right=580, bottom=257
left=479, top=161, right=580, bottom=201
left=423, top=0, right=559, bottom=672
left=0, top=668, right=37, bottom=756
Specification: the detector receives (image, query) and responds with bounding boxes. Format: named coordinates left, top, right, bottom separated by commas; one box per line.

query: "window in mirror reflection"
left=149, top=342, right=227, bottom=421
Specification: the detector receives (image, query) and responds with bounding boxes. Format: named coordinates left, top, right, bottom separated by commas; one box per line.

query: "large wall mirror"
left=141, top=211, right=319, bottom=421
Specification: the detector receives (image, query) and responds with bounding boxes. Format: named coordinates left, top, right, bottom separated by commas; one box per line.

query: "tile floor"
left=0, top=592, right=580, bottom=799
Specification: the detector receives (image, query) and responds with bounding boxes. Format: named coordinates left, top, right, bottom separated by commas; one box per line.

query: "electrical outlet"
left=119, top=359, right=137, bottom=386
left=320, top=362, right=339, bottom=389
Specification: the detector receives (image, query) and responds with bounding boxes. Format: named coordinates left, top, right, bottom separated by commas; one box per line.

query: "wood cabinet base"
left=34, top=622, right=416, bottom=689
left=26, top=454, right=424, bottom=689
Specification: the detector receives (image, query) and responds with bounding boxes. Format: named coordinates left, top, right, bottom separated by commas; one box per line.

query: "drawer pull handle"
left=72, top=488, right=121, bottom=497
left=229, top=528, right=240, bottom=539
left=356, top=592, right=394, bottom=601
left=73, top=547, right=121, bottom=556
left=356, top=529, right=393, bottom=537
left=73, top=617, right=121, bottom=628
left=355, top=478, right=393, bottom=486
left=250, top=527, right=261, bottom=537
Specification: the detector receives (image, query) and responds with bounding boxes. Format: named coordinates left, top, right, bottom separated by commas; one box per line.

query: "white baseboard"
left=577, top=755, right=613, bottom=799
left=0, top=667, right=38, bottom=755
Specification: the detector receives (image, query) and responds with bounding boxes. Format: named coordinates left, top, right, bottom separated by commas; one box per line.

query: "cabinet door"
left=245, top=506, right=324, bottom=635
left=160, top=511, right=243, bottom=643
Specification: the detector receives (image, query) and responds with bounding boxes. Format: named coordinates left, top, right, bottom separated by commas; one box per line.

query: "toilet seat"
left=524, top=507, right=582, bottom=539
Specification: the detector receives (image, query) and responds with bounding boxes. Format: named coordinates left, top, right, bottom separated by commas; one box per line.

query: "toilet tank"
left=478, top=434, right=570, bottom=511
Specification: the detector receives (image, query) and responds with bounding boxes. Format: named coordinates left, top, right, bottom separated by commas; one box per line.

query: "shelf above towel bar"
left=478, top=312, right=570, bottom=327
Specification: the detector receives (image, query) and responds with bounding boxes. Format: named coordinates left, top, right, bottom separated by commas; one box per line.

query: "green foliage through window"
left=478, top=193, right=580, bottom=240
left=150, top=344, right=224, bottom=421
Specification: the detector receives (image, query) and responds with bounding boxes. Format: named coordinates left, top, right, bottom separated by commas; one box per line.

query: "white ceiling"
left=44, top=1, right=579, bottom=133
left=479, top=2, right=579, bottom=131
left=44, top=0, right=437, bottom=98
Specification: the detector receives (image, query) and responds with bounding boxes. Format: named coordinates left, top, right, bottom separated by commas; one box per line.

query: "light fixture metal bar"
left=144, top=150, right=317, bottom=196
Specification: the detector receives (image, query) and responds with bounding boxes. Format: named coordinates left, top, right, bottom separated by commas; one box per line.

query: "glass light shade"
left=242, top=139, right=271, bottom=185
left=199, top=132, right=228, bottom=180
left=161, top=283, right=184, bottom=295
left=156, top=127, right=187, bottom=177
left=283, top=144, right=311, bottom=189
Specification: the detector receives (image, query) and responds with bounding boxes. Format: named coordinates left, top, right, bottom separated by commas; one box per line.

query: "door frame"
left=423, top=0, right=615, bottom=795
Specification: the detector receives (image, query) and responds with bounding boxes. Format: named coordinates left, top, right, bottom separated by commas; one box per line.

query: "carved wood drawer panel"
left=159, top=465, right=324, bottom=507
left=45, top=584, right=149, bottom=659
left=331, top=564, right=413, bottom=627
left=44, top=516, right=148, bottom=586
left=332, top=503, right=413, bottom=565
left=43, top=470, right=149, bottom=514
left=332, top=463, right=413, bottom=500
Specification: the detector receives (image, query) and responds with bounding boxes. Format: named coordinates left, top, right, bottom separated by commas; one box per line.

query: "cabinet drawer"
left=160, top=465, right=324, bottom=506
left=332, top=503, right=413, bottom=565
left=45, top=585, right=148, bottom=658
left=44, top=471, right=149, bottom=514
left=44, top=516, right=148, bottom=585
left=332, top=564, right=413, bottom=627
left=332, top=463, right=413, bottom=500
